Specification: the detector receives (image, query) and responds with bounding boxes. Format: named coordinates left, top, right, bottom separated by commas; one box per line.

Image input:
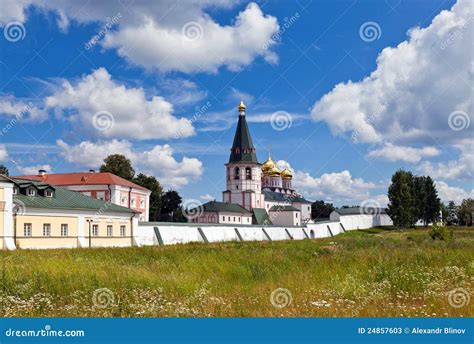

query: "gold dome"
left=269, top=165, right=281, bottom=176
left=281, top=167, right=293, bottom=179
left=238, top=100, right=246, bottom=112
left=262, top=157, right=276, bottom=174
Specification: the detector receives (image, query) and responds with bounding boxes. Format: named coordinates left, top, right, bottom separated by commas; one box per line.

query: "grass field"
left=1, top=227, right=473, bottom=317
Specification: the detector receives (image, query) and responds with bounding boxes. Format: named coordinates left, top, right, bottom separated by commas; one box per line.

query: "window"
left=310, top=230, right=315, bottom=239
left=228, top=216, right=231, bottom=221
left=120, top=225, right=126, bottom=237
left=121, top=197, right=127, bottom=205
left=245, top=167, right=252, bottom=180
left=107, top=225, right=113, bottom=237
left=43, top=223, right=51, bottom=237
left=27, top=188, right=36, bottom=196
left=140, top=199, right=145, bottom=208
left=97, top=191, right=105, bottom=201
left=24, top=223, right=32, bottom=237
left=131, top=197, right=136, bottom=207
left=296, top=213, right=298, bottom=218
left=307, top=206, right=310, bottom=211
left=233, top=217, right=236, bottom=221
left=13, top=187, right=18, bottom=195
left=92, top=224, right=99, bottom=236
left=234, top=167, right=240, bottom=180
left=45, top=189, right=53, bottom=197
left=61, top=224, right=68, bottom=237
left=222, top=216, right=225, bottom=222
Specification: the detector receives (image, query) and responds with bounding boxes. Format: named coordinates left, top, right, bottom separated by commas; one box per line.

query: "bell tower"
left=222, top=101, right=265, bottom=210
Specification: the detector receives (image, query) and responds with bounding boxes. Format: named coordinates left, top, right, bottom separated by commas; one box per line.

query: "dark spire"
left=228, top=101, right=258, bottom=164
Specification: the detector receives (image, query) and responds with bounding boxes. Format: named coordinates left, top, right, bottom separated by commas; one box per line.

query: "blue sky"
left=0, top=0, right=472, bottom=206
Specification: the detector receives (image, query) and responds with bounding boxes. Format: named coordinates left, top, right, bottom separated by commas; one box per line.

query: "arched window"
left=234, top=167, right=240, bottom=180
left=245, top=167, right=252, bottom=180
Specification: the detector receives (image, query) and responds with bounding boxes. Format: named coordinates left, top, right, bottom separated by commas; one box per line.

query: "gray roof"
left=269, top=205, right=300, bottom=212
left=264, top=191, right=311, bottom=204
left=334, top=207, right=388, bottom=215
left=196, top=201, right=251, bottom=214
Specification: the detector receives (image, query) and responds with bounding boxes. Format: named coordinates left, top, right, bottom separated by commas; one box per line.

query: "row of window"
left=22, top=224, right=127, bottom=237
left=120, top=196, right=146, bottom=209
left=14, top=187, right=54, bottom=197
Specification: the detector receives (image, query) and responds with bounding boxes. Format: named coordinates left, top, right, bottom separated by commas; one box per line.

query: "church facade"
left=190, top=101, right=312, bottom=226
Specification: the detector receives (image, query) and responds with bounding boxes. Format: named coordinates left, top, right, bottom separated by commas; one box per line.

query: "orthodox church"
left=190, top=101, right=312, bottom=226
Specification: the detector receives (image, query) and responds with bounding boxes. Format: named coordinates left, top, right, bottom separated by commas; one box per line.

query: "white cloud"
left=0, top=145, right=8, bottom=161
left=57, top=139, right=203, bottom=189
left=367, top=143, right=440, bottom=163
left=17, top=164, right=52, bottom=175
left=418, top=141, right=473, bottom=180
left=311, top=0, right=473, bottom=145
left=1, top=1, right=279, bottom=74
left=292, top=169, right=378, bottom=204
left=0, top=96, right=45, bottom=121
left=45, top=68, right=195, bottom=140
left=436, top=181, right=474, bottom=204
left=103, top=3, right=279, bottom=73
left=200, top=194, right=215, bottom=201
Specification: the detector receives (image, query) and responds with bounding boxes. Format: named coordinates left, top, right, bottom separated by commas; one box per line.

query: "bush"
left=429, top=223, right=451, bottom=241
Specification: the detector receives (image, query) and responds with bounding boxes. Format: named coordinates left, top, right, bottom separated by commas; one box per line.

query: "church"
left=189, top=101, right=312, bottom=226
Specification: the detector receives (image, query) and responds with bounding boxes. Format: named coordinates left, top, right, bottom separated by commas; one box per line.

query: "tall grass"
left=1, top=227, right=472, bottom=317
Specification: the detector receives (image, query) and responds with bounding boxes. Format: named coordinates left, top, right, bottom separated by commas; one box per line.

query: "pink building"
left=14, top=171, right=151, bottom=221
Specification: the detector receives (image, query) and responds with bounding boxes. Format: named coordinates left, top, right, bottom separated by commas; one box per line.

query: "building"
left=0, top=175, right=139, bottom=250
left=14, top=171, right=151, bottom=221
left=329, top=207, right=393, bottom=230
left=191, top=101, right=311, bottom=226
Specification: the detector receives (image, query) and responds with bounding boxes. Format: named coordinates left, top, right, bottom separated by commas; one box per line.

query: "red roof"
left=13, top=172, right=150, bottom=192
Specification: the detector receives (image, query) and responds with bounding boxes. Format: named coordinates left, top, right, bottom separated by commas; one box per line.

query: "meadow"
left=1, top=227, right=472, bottom=317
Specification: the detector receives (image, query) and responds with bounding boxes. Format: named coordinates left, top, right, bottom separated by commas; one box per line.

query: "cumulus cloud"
left=436, top=181, right=474, bottom=204
left=418, top=140, right=473, bottom=180
left=292, top=169, right=378, bottom=204
left=17, top=164, right=52, bottom=175
left=45, top=68, right=194, bottom=140
left=0, top=145, right=8, bottom=161
left=367, top=143, right=440, bottom=163
left=57, top=139, right=203, bottom=189
left=0, top=96, right=45, bottom=121
left=1, top=1, right=279, bottom=74
left=311, top=0, right=473, bottom=145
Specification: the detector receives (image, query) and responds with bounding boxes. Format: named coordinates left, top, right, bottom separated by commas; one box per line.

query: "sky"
left=0, top=0, right=472, bottom=207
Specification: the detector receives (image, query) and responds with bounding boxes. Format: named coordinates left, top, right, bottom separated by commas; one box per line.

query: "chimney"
left=89, top=169, right=95, bottom=173
left=38, top=169, right=46, bottom=176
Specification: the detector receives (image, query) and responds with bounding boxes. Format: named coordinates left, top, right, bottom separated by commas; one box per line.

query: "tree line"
left=309, top=169, right=472, bottom=228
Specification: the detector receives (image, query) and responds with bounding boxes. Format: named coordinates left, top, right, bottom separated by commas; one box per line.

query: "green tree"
left=387, top=169, right=417, bottom=228
left=133, top=173, right=163, bottom=221
left=311, top=200, right=335, bottom=220
left=0, top=164, right=9, bottom=176
left=414, top=176, right=441, bottom=226
left=100, top=154, right=135, bottom=180
left=159, top=190, right=182, bottom=222
left=457, top=198, right=474, bottom=226
left=446, top=201, right=459, bottom=225
left=421, top=176, right=441, bottom=226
